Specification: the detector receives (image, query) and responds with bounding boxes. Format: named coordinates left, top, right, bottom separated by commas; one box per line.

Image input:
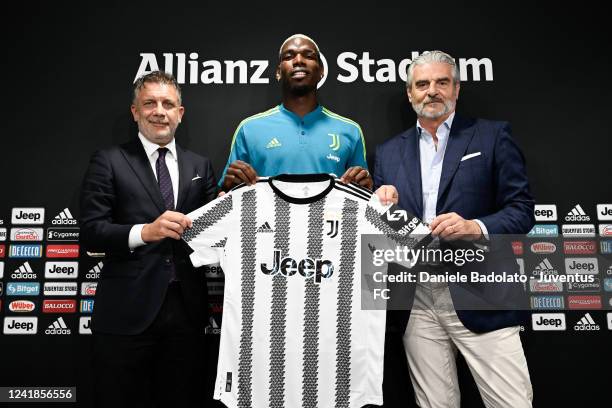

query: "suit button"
left=164, top=258, right=172, bottom=264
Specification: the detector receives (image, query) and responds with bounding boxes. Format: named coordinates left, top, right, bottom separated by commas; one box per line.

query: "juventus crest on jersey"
left=183, top=173, right=429, bottom=408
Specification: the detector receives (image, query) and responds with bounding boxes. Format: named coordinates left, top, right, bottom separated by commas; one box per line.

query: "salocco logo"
left=260, top=250, right=333, bottom=283
left=135, top=51, right=494, bottom=89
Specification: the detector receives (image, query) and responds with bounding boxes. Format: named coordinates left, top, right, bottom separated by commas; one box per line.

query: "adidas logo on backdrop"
left=52, top=208, right=77, bottom=225
left=565, top=204, right=590, bottom=222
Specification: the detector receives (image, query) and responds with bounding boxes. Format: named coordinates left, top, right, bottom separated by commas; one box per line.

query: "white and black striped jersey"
left=183, top=173, right=429, bottom=408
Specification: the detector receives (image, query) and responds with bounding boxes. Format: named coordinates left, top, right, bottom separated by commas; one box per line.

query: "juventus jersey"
left=183, top=174, right=429, bottom=408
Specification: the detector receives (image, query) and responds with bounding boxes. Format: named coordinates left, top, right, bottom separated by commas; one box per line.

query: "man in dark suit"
left=374, top=51, right=534, bottom=407
left=80, top=71, right=217, bottom=407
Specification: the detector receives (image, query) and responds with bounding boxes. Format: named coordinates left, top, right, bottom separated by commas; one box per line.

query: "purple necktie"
left=156, top=148, right=175, bottom=211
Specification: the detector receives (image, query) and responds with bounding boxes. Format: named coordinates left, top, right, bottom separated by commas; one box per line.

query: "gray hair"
left=133, top=70, right=182, bottom=104
left=406, top=51, right=460, bottom=88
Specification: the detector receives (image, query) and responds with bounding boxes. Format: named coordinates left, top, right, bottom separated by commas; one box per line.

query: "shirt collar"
left=138, top=132, right=177, bottom=160
left=416, top=112, right=456, bottom=139
left=279, top=103, right=323, bottom=122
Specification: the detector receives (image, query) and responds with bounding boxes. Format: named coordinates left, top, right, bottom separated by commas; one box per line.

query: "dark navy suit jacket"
left=374, top=115, right=535, bottom=333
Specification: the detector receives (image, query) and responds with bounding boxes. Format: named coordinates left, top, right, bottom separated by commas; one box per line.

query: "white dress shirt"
left=128, top=133, right=180, bottom=249
left=417, top=113, right=488, bottom=237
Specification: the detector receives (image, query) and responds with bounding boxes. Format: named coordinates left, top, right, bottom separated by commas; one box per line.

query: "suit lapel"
left=120, top=139, right=166, bottom=213
left=436, top=115, right=476, bottom=208
left=399, top=128, right=424, bottom=219
left=175, top=144, right=192, bottom=212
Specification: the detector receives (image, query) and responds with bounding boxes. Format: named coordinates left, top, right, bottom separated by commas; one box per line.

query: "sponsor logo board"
left=562, top=224, right=596, bottom=237
left=8, top=300, right=36, bottom=312
left=43, top=299, right=77, bottom=313
left=46, top=227, right=80, bottom=241
left=79, top=317, right=92, bottom=334
left=597, top=204, right=612, bottom=221
left=11, top=208, right=45, bottom=225
left=9, top=244, right=42, bottom=258
left=45, top=261, right=78, bottom=279
left=534, top=205, right=557, bottom=221
left=527, top=224, right=558, bottom=238
left=565, top=258, right=598, bottom=274
left=530, top=296, right=564, bottom=309
left=563, top=241, right=596, bottom=255
left=574, top=313, right=600, bottom=331
left=45, top=317, right=71, bottom=335
left=80, top=299, right=95, bottom=313
left=43, top=282, right=78, bottom=296
left=11, top=261, right=37, bottom=279
left=531, top=313, right=566, bottom=331
left=10, top=227, right=43, bottom=241
left=6, top=282, right=40, bottom=296
left=567, top=295, right=602, bottom=309
left=599, top=224, right=612, bottom=237
left=3, top=317, right=37, bottom=334
left=530, top=242, right=556, bottom=254
left=46, top=245, right=79, bottom=258
left=81, top=282, right=97, bottom=296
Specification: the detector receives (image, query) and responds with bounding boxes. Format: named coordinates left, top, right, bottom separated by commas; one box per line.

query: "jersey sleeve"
left=182, top=193, right=235, bottom=267
left=347, top=124, right=368, bottom=170
left=218, top=123, right=250, bottom=187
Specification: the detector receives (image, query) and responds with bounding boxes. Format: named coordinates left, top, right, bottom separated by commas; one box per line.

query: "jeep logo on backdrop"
left=135, top=51, right=494, bottom=89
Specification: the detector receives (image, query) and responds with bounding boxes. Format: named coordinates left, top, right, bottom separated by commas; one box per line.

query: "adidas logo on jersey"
left=86, top=261, right=103, bottom=279
left=257, top=222, right=274, bottom=233
left=565, top=204, right=590, bottom=222
left=260, top=249, right=334, bottom=283
left=266, top=138, right=282, bottom=149
left=11, top=261, right=37, bottom=279
left=52, top=208, right=77, bottom=225
left=574, top=313, right=600, bottom=331
left=532, top=258, right=557, bottom=277
left=45, top=317, right=71, bottom=335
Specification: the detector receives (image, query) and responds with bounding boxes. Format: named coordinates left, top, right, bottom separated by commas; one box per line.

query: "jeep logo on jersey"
left=11, top=208, right=45, bottom=225
left=564, top=204, right=590, bottom=222
left=260, top=250, right=334, bottom=283
left=45, top=262, right=78, bottom=279
left=3, top=317, right=37, bottom=334
left=52, top=208, right=77, bottom=225
left=534, top=205, right=557, bottom=221
left=10, top=227, right=43, bottom=241
left=597, top=204, right=612, bottom=221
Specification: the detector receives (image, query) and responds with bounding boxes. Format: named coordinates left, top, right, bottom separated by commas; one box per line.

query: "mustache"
left=424, top=98, right=444, bottom=104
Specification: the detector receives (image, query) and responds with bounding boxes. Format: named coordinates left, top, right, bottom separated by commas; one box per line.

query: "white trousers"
left=403, top=308, right=533, bottom=408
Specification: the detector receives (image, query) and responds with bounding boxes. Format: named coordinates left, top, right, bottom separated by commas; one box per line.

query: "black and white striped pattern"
left=183, top=195, right=233, bottom=242
left=335, top=198, right=359, bottom=407
left=302, top=198, right=326, bottom=408
left=269, top=194, right=291, bottom=407
left=238, top=190, right=257, bottom=408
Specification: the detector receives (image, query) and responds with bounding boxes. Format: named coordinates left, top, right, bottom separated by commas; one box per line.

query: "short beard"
left=281, top=77, right=316, bottom=97
left=412, top=99, right=455, bottom=119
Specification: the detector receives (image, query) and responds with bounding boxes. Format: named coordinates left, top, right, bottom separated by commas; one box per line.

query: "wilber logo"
left=79, top=316, right=92, bottom=335
left=81, top=282, right=97, bottom=296
left=565, top=258, right=598, bottom=274
left=8, top=300, right=36, bottom=312
left=3, top=317, right=37, bottom=335
left=6, top=282, right=40, bottom=296
left=531, top=313, right=566, bottom=331
left=51, top=208, right=77, bottom=225
left=11, top=207, right=45, bottom=225
left=574, top=313, right=600, bottom=331
left=43, top=282, right=78, bottom=296
left=567, top=295, right=602, bottom=310
left=534, top=205, right=557, bottom=221
left=46, top=227, right=80, bottom=241
left=565, top=204, right=590, bottom=222
left=80, top=299, right=95, bottom=313
left=527, top=224, right=558, bottom=238
left=563, top=241, right=597, bottom=255
left=46, top=244, right=79, bottom=258
left=599, top=224, right=612, bottom=237
left=530, top=242, right=556, bottom=254
left=512, top=241, right=523, bottom=256
left=45, top=262, right=78, bottom=279
left=10, top=227, right=43, bottom=241
left=562, top=224, right=596, bottom=238
left=260, top=249, right=334, bottom=284
left=46, top=317, right=71, bottom=335
left=597, top=204, right=612, bottom=221
left=43, top=299, right=77, bottom=313
left=11, top=261, right=37, bottom=279
left=530, top=296, right=564, bottom=309
left=9, top=244, right=42, bottom=258
left=601, top=241, right=612, bottom=254
left=86, top=262, right=103, bottom=279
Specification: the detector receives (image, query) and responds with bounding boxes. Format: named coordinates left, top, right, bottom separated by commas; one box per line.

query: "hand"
left=375, top=185, right=398, bottom=206
left=429, top=212, right=483, bottom=241
left=221, top=160, right=258, bottom=191
left=340, top=166, right=373, bottom=190
left=141, top=211, right=193, bottom=242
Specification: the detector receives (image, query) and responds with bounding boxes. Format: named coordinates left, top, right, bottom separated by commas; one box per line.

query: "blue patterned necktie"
left=156, top=147, right=175, bottom=210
